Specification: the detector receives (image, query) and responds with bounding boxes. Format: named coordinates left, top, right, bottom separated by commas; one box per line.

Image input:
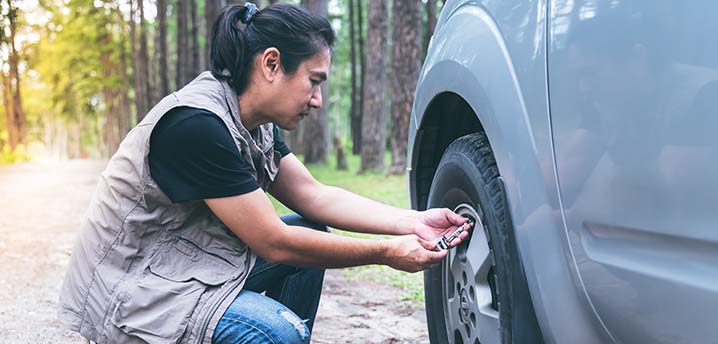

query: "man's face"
left=270, top=49, right=330, bottom=130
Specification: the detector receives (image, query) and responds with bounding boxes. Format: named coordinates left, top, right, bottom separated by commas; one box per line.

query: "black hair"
left=210, top=3, right=335, bottom=95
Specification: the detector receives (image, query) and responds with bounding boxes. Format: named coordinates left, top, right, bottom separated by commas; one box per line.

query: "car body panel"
left=548, top=1, right=718, bottom=342
left=409, top=0, right=611, bottom=342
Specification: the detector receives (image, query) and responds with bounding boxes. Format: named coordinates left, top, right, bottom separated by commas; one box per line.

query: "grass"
left=270, top=152, right=426, bottom=306
left=0, top=146, right=31, bottom=164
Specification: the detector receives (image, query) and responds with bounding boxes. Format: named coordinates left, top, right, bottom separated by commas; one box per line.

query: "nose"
left=309, top=86, right=322, bottom=109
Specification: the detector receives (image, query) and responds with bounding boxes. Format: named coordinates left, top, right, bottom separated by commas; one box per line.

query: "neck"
left=237, top=87, right=267, bottom=131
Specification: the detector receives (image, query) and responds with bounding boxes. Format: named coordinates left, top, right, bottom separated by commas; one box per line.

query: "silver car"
left=409, top=1, right=718, bottom=343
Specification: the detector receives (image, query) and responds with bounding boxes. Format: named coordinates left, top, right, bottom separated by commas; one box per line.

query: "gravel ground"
left=0, top=160, right=429, bottom=343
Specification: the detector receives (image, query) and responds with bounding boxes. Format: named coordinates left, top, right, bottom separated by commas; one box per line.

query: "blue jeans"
left=212, top=214, right=328, bottom=344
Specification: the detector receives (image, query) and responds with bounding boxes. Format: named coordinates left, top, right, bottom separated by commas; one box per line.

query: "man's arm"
left=268, top=154, right=469, bottom=238
left=205, top=189, right=448, bottom=272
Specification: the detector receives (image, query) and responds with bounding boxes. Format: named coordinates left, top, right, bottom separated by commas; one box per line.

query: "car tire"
left=424, top=132, right=543, bottom=344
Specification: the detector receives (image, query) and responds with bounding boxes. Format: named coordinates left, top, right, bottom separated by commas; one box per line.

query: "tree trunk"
left=1, top=62, right=17, bottom=150
left=333, top=134, right=348, bottom=170
left=348, top=0, right=361, bottom=155
left=119, top=47, right=132, bottom=140
left=286, top=126, right=304, bottom=155
left=300, top=0, right=328, bottom=165
left=176, top=0, right=189, bottom=88
left=3, top=0, right=25, bottom=150
left=157, top=0, right=170, bottom=97
left=424, top=0, right=436, bottom=57
left=204, top=0, right=227, bottom=70
left=118, top=6, right=133, bottom=140
left=357, top=0, right=366, bottom=151
left=389, top=0, right=422, bottom=175
left=138, top=0, right=151, bottom=121
left=360, top=0, right=388, bottom=172
left=189, top=0, right=201, bottom=77
left=69, top=121, right=81, bottom=159
left=130, top=0, right=144, bottom=125
left=100, top=23, right=118, bottom=157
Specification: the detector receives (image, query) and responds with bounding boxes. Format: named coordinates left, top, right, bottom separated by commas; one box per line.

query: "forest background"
left=0, top=0, right=445, bottom=174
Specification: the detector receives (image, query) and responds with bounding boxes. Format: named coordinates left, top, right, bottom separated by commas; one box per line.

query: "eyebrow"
left=311, top=71, right=328, bottom=81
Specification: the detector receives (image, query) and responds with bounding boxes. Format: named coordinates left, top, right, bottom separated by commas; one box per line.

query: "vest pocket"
left=108, top=277, right=204, bottom=343
left=148, top=236, right=238, bottom=285
left=107, top=236, right=239, bottom=342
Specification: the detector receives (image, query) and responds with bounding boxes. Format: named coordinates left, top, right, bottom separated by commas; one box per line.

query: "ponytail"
left=210, top=5, right=252, bottom=94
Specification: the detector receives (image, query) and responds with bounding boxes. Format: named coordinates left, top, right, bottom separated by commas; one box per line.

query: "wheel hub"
left=442, top=203, right=500, bottom=343
left=459, top=289, right=470, bottom=323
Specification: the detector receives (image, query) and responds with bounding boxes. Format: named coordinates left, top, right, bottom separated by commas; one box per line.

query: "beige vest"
left=58, top=72, right=281, bottom=344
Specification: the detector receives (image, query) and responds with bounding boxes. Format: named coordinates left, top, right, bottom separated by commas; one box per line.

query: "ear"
left=259, top=47, right=282, bottom=82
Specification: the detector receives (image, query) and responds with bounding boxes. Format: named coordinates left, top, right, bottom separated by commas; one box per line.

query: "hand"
left=408, top=208, right=473, bottom=249
left=382, top=235, right=448, bottom=273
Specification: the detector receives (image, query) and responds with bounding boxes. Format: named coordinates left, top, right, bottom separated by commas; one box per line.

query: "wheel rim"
left=443, top=203, right=500, bottom=344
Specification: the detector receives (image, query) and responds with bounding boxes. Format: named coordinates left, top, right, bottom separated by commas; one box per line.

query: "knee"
left=280, top=213, right=330, bottom=233
left=274, top=309, right=311, bottom=344
left=215, top=309, right=310, bottom=344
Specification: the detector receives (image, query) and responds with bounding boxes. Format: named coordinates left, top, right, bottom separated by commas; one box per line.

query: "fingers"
left=447, top=230, right=471, bottom=248
left=418, top=237, right=440, bottom=251
left=444, top=207, right=469, bottom=225
left=416, top=237, right=448, bottom=268
left=444, top=221, right=474, bottom=248
left=428, top=248, right=448, bottom=260
left=422, top=247, right=448, bottom=271
left=387, top=235, right=448, bottom=273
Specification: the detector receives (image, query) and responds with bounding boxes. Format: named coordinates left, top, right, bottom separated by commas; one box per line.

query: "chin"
left=274, top=122, right=296, bottom=131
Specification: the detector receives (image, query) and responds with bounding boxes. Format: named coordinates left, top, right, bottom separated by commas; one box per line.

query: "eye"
left=311, top=79, right=321, bottom=86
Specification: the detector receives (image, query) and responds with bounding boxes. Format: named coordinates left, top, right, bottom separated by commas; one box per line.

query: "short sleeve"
left=149, top=107, right=261, bottom=203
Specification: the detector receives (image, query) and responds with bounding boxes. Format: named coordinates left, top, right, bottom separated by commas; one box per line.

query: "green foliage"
left=1, top=145, right=30, bottom=164
left=270, top=151, right=405, bottom=216
left=343, top=264, right=425, bottom=306
left=23, top=0, right=129, bottom=158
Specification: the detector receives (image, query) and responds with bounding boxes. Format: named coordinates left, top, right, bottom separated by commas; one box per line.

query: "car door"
left=548, top=0, right=718, bottom=342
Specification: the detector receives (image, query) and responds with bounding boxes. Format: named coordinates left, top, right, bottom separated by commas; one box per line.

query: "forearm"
left=268, top=224, right=390, bottom=268
left=299, top=184, right=420, bottom=236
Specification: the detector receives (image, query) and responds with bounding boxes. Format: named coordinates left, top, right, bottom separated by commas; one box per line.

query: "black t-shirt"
left=149, top=106, right=291, bottom=203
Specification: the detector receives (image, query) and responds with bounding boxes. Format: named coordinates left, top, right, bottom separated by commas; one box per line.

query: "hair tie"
left=240, top=2, right=258, bottom=25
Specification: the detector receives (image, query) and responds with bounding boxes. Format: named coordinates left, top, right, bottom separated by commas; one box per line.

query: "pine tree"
left=360, top=0, right=388, bottom=172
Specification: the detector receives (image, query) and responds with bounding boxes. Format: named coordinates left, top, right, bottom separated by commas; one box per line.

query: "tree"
left=300, top=0, right=329, bottom=165
left=117, top=7, right=132, bottom=141
left=100, top=28, right=119, bottom=156
left=348, top=0, right=360, bottom=155
left=1, top=0, right=26, bottom=151
left=389, top=0, right=422, bottom=174
left=138, top=0, right=151, bottom=120
left=360, top=0, right=388, bottom=172
left=189, top=0, right=201, bottom=75
left=157, top=0, right=170, bottom=97
left=204, top=0, right=227, bottom=69
left=176, top=0, right=190, bottom=88
left=130, top=0, right=145, bottom=123
left=356, top=0, right=365, bottom=154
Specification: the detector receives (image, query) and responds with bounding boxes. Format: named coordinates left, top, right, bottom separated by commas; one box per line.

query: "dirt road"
left=0, top=161, right=429, bottom=343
